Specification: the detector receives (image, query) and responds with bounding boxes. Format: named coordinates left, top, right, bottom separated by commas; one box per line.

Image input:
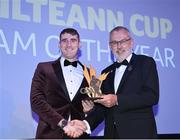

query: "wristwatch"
left=59, top=119, right=68, bottom=129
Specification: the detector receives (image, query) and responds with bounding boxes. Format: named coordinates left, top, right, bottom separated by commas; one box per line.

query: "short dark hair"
left=59, top=28, right=80, bottom=41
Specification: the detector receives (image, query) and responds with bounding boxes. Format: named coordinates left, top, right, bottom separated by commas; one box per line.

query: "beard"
left=116, top=49, right=125, bottom=56
left=114, top=49, right=131, bottom=62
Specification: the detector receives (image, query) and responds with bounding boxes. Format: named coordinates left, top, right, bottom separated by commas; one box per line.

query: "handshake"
left=62, top=119, right=88, bottom=138
left=61, top=93, right=118, bottom=138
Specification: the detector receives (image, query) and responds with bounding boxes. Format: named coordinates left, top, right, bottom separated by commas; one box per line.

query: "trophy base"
left=86, top=97, right=103, bottom=101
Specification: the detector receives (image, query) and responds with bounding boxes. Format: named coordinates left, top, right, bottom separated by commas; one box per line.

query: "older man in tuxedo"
left=70, top=26, right=159, bottom=139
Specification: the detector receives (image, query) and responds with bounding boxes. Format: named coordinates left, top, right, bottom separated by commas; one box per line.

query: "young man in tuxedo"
left=30, top=28, right=89, bottom=139
left=70, top=26, right=159, bottom=139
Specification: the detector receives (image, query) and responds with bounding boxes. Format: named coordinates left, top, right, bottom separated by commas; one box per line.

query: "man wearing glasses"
left=87, top=26, right=159, bottom=138
left=70, top=26, right=159, bottom=139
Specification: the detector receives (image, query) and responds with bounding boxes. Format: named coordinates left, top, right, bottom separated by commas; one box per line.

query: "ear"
left=130, top=38, right=134, bottom=46
left=58, top=41, right=61, bottom=49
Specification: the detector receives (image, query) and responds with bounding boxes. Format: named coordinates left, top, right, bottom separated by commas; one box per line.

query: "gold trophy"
left=80, top=65, right=109, bottom=100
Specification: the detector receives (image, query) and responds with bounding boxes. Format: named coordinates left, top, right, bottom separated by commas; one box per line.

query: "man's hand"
left=94, top=94, right=118, bottom=108
left=63, top=120, right=87, bottom=138
left=82, top=100, right=94, bottom=113
left=71, top=119, right=87, bottom=130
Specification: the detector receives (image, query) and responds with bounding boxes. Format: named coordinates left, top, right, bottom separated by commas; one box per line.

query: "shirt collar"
left=126, top=53, right=132, bottom=63
left=116, top=53, right=132, bottom=63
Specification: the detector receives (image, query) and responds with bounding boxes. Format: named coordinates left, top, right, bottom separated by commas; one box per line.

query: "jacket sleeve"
left=85, top=103, right=106, bottom=131
left=30, top=63, right=63, bottom=129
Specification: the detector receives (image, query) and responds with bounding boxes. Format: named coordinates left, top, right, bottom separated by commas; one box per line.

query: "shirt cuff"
left=83, top=120, right=91, bottom=134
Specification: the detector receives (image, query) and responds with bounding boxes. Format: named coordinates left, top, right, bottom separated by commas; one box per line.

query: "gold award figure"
left=80, top=65, right=109, bottom=100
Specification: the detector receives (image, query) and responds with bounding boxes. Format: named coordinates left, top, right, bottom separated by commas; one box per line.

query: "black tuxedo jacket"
left=86, top=53, right=159, bottom=138
left=30, top=58, right=89, bottom=138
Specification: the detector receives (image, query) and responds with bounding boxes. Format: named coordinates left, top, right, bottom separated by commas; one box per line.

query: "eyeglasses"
left=109, top=38, right=131, bottom=47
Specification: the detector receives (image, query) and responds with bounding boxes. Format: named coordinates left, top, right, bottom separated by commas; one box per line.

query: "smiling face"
left=59, top=31, right=80, bottom=61
left=109, top=28, right=133, bottom=61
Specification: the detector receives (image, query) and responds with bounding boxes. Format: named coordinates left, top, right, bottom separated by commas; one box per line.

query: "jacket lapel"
left=72, top=61, right=88, bottom=101
left=108, top=69, right=116, bottom=94
left=52, top=58, right=70, bottom=101
left=101, top=66, right=116, bottom=94
left=116, top=53, right=137, bottom=93
left=72, top=77, right=87, bottom=101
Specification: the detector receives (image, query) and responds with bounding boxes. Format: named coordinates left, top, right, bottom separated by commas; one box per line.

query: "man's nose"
left=117, top=43, right=123, bottom=48
left=67, top=41, right=72, bottom=46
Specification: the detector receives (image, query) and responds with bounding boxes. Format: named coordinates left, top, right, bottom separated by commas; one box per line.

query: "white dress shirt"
left=60, top=57, right=84, bottom=101
left=58, top=57, right=84, bottom=122
left=114, top=54, right=132, bottom=94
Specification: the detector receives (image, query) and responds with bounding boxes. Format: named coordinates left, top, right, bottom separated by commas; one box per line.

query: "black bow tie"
left=114, top=59, right=128, bottom=68
left=64, top=59, right=78, bottom=67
